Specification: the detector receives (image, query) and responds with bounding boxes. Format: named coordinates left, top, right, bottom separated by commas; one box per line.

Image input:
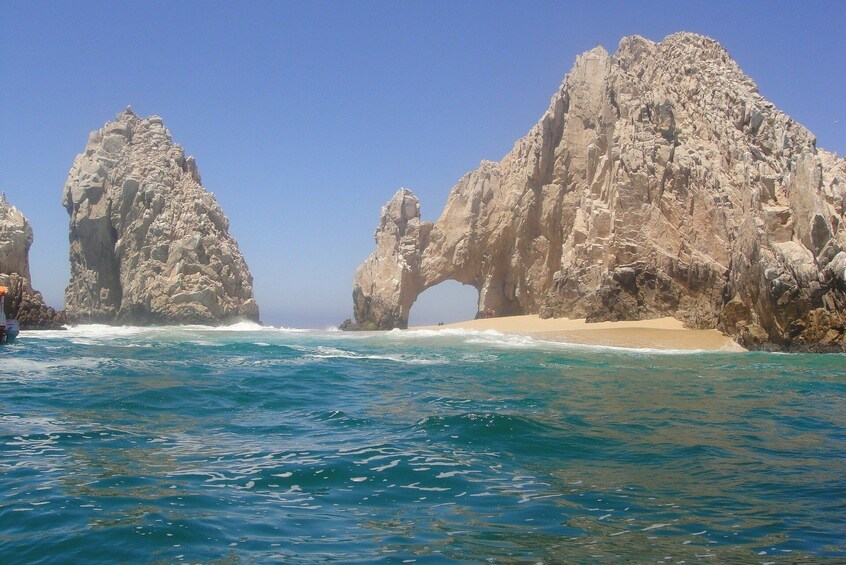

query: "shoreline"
left=412, top=315, right=745, bottom=352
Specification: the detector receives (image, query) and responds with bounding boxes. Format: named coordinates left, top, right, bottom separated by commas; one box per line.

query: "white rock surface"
left=62, top=109, right=259, bottom=324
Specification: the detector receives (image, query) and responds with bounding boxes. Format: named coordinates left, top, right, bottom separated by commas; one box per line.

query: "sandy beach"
left=413, top=315, right=745, bottom=351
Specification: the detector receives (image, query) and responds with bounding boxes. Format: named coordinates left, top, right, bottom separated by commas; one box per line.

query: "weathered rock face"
left=0, top=273, right=67, bottom=329
left=352, top=33, right=846, bottom=351
left=0, top=193, right=32, bottom=281
left=62, top=108, right=259, bottom=325
left=0, top=195, right=65, bottom=329
left=351, top=189, right=432, bottom=330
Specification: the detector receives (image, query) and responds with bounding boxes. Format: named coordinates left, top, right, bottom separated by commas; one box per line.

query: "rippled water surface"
left=1, top=324, right=844, bottom=563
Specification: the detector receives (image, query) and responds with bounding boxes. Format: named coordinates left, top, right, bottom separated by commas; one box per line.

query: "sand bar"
left=413, top=315, right=745, bottom=351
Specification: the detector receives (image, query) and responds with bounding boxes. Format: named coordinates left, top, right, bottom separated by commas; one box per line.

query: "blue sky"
left=1, top=1, right=844, bottom=327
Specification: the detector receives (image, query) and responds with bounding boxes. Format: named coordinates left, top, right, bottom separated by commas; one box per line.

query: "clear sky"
left=1, top=1, right=844, bottom=328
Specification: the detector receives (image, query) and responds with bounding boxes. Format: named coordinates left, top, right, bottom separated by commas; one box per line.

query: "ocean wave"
left=414, top=412, right=554, bottom=439
left=300, top=345, right=446, bottom=365
left=18, top=321, right=745, bottom=355
left=381, top=327, right=733, bottom=355
left=202, top=321, right=312, bottom=333
left=23, top=324, right=148, bottom=340
left=0, top=356, right=106, bottom=375
left=23, top=321, right=311, bottom=339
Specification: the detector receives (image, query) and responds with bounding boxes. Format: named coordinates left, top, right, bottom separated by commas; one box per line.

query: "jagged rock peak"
left=350, top=32, right=846, bottom=351
left=348, top=188, right=432, bottom=330
left=0, top=195, right=65, bottom=328
left=0, top=192, right=33, bottom=280
left=62, top=109, right=260, bottom=325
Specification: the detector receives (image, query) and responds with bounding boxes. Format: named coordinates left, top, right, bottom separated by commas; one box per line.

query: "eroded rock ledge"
left=350, top=33, right=846, bottom=352
left=62, top=108, right=260, bottom=325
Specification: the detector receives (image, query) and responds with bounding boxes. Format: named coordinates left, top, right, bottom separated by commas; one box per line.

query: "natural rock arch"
left=407, top=279, right=481, bottom=327
left=351, top=187, right=524, bottom=330
left=350, top=33, right=846, bottom=352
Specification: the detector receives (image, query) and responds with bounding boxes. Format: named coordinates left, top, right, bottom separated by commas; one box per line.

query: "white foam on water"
left=299, top=345, right=445, bottom=365
left=0, top=414, right=73, bottom=436
left=374, top=326, right=734, bottom=355
left=14, top=319, right=748, bottom=358
left=206, top=320, right=266, bottom=332
left=203, top=321, right=311, bottom=334
left=188, top=340, right=223, bottom=347
left=1, top=356, right=104, bottom=375
left=25, top=324, right=148, bottom=340
left=23, top=321, right=312, bottom=342
left=387, top=328, right=507, bottom=340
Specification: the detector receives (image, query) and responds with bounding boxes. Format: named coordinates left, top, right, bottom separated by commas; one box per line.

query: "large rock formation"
left=351, top=33, right=846, bottom=351
left=62, top=108, right=259, bottom=325
left=0, top=194, right=65, bottom=329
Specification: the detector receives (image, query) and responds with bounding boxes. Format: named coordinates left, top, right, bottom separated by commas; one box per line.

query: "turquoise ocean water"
left=1, top=324, right=844, bottom=563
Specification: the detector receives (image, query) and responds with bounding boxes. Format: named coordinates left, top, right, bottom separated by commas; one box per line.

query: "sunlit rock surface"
left=62, top=109, right=259, bottom=325
left=0, top=195, right=64, bottom=328
left=352, top=33, right=846, bottom=351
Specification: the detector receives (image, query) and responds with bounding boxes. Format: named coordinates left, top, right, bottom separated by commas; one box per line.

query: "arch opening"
left=407, top=280, right=479, bottom=328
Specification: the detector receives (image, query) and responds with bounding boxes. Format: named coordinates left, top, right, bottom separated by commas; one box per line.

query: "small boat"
left=1, top=319, right=19, bottom=344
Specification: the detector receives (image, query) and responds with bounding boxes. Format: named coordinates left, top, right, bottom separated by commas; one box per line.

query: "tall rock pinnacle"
left=62, top=109, right=260, bottom=325
left=351, top=33, right=846, bottom=351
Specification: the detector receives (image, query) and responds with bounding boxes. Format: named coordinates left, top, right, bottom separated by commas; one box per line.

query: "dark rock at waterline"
left=0, top=195, right=65, bottom=329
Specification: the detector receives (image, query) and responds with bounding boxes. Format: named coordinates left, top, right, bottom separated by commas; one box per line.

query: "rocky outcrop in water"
left=349, top=189, right=431, bottom=330
left=351, top=33, right=846, bottom=351
left=62, top=108, right=259, bottom=325
left=0, top=194, right=65, bottom=329
left=0, top=193, right=32, bottom=282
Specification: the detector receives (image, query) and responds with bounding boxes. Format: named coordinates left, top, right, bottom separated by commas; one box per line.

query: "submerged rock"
left=351, top=33, right=846, bottom=351
left=0, top=194, right=64, bottom=329
left=62, top=108, right=259, bottom=325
